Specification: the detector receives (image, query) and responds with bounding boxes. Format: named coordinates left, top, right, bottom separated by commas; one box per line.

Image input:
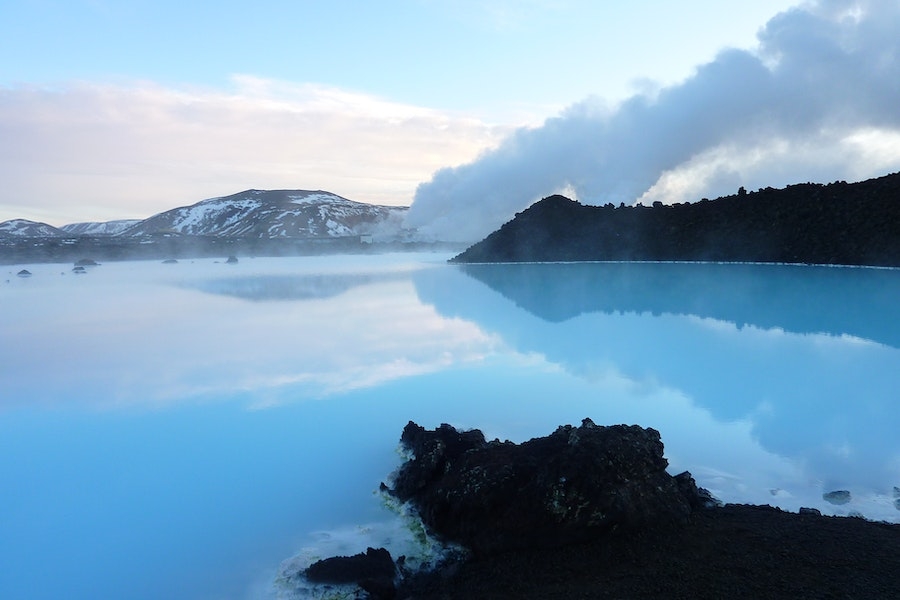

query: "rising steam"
left=406, top=0, right=900, bottom=242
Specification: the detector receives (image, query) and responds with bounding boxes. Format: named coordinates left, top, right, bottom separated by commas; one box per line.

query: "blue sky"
left=2, top=1, right=792, bottom=113
left=2, top=0, right=899, bottom=235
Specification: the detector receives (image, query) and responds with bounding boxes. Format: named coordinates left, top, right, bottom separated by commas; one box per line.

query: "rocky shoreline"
left=301, top=421, right=900, bottom=599
left=396, top=503, right=900, bottom=599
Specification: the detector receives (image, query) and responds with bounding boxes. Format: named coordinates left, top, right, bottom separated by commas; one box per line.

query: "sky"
left=2, top=0, right=899, bottom=239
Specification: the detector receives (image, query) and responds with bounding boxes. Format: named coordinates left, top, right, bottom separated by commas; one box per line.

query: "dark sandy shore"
left=398, top=504, right=900, bottom=599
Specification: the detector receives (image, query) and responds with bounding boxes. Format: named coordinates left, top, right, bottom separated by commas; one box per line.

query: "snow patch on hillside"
left=289, top=192, right=342, bottom=205
left=61, top=220, right=142, bottom=236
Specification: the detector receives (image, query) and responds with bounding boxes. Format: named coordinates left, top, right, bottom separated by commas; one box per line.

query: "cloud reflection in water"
left=0, top=255, right=499, bottom=410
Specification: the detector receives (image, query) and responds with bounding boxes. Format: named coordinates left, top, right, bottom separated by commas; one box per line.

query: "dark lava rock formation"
left=302, top=420, right=900, bottom=599
left=387, top=419, right=712, bottom=556
left=452, top=172, right=900, bottom=266
left=400, top=503, right=900, bottom=599
left=305, top=547, right=397, bottom=598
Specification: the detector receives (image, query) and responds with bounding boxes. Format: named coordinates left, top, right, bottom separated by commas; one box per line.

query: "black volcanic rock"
left=823, top=490, right=852, bottom=505
left=398, top=504, right=900, bottom=599
left=452, top=172, right=900, bottom=266
left=303, top=420, right=900, bottom=599
left=388, top=419, right=705, bottom=556
left=305, top=547, right=397, bottom=599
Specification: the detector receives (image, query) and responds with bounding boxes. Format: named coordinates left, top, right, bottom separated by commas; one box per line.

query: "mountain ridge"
left=0, top=189, right=448, bottom=264
left=60, top=220, right=142, bottom=236
left=120, top=189, right=409, bottom=240
left=0, top=189, right=410, bottom=241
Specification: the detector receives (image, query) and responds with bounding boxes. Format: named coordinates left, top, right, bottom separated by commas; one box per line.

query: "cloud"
left=406, top=0, right=900, bottom=242
left=0, top=77, right=507, bottom=224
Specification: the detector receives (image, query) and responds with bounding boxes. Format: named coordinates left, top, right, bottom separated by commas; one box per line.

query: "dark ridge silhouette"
left=451, top=172, right=900, bottom=266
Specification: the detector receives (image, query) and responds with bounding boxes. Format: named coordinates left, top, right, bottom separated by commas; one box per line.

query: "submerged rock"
left=387, top=419, right=710, bottom=556
left=823, top=490, right=852, bottom=505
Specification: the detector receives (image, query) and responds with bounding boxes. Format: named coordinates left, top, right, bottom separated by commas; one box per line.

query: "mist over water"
left=1, top=255, right=898, bottom=599
left=406, top=0, right=900, bottom=242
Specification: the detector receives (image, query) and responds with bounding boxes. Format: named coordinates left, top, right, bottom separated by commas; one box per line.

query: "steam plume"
left=407, top=0, right=900, bottom=242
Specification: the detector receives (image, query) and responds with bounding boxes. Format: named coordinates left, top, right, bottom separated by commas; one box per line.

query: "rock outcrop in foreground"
left=388, top=419, right=711, bottom=555
left=302, top=420, right=900, bottom=599
left=303, top=420, right=718, bottom=598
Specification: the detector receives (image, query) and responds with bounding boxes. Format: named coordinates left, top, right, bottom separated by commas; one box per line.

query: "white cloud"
left=0, top=78, right=509, bottom=225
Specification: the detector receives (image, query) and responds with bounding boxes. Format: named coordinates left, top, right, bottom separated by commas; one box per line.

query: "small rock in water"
left=225, top=255, right=239, bottom=264
left=17, top=269, right=31, bottom=277
left=305, top=547, right=397, bottom=599
left=823, top=490, right=851, bottom=505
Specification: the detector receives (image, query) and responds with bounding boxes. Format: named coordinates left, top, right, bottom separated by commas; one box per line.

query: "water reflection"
left=454, top=262, right=900, bottom=348
left=187, top=272, right=405, bottom=302
left=2, top=256, right=899, bottom=600
left=0, top=256, right=495, bottom=410
left=413, top=262, right=900, bottom=520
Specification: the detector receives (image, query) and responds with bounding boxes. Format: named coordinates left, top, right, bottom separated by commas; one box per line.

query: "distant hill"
left=451, top=172, right=900, bottom=267
left=0, top=189, right=437, bottom=264
left=60, top=220, right=142, bottom=236
left=120, top=189, right=409, bottom=240
left=0, top=219, right=66, bottom=238
left=1, top=189, right=409, bottom=241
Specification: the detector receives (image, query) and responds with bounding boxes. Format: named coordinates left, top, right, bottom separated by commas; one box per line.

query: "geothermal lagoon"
left=2, top=253, right=899, bottom=599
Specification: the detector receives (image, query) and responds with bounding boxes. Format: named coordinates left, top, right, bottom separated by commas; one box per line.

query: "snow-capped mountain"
left=60, top=219, right=142, bottom=236
left=0, top=219, right=66, bottom=237
left=2, top=190, right=414, bottom=243
left=122, top=190, right=410, bottom=240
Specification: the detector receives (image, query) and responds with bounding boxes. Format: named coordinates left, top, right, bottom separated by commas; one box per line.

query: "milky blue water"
left=2, top=254, right=899, bottom=599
